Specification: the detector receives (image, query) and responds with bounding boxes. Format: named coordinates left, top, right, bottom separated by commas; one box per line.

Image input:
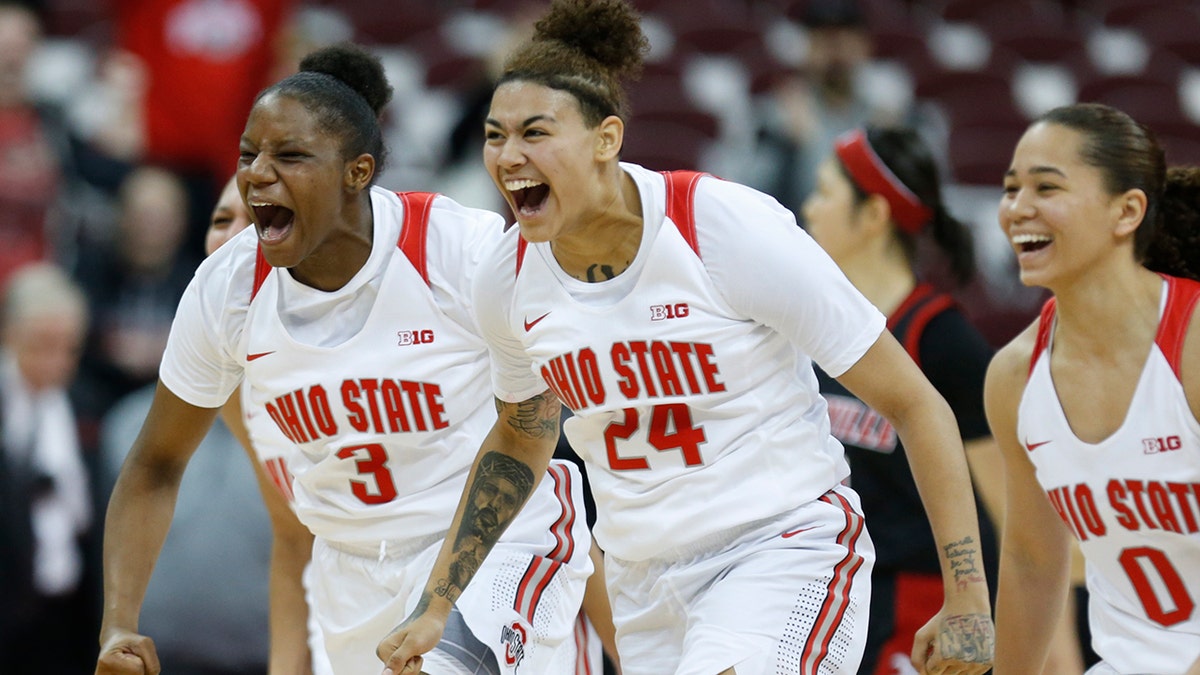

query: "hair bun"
left=299, top=43, right=393, bottom=115
left=534, top=0, right=647, bottom=80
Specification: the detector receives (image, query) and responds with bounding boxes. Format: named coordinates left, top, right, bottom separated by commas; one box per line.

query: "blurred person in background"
left=73, top=164, right=199, bottom=429
left=0, top=261, right=96, bottom=674
left=747, top=0, right=911, bottom=217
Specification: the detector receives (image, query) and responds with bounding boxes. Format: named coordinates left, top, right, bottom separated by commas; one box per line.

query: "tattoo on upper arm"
left=439, top=452, right=536, bottom=603
left=500, top=392, right=560, bottom=439
left=943, top=536, right=985, bottom=591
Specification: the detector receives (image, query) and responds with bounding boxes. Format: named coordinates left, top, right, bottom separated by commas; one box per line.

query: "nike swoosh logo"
left=782, top=526, right=816, bottom=539
left=247, top=351, right=275, bottom=362
left=1025, top=439, right=1051, bottom=451
left=524, top=312, right=551, bottom=332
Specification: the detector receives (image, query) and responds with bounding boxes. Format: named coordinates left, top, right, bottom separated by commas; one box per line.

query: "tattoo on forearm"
left=503, top=392, right=559, bottom=439
left=943, top=536, right=985, bottom=591
left=443, top=452, right=536, bottom=600
left=938, top=614, right=995, bottom=663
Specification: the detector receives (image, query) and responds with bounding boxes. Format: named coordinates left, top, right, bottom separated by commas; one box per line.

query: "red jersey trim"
left=396, top=191, right=437, bottom=286
left=661, top=170, right=706, bottom=256
left=516, top=235, right=529, bottom=276
left=887, top=283, right=956, bottom=370
left=1154, top=274, right=1200, bottom=381
left=251, top=247, right=272, bottom=300
left=1029, top=297, right=1058, bottom=380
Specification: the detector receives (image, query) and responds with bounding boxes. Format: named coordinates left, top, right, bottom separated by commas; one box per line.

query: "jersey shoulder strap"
left=1028, top=296, right=1058, bottom=379
left=888, top=283, right=956, bottom=370
left=395, top=191, right=437, bottom=286
left=661, top=170, right=707, bottom=257
left=1154, top=274, right=1200, bottom=380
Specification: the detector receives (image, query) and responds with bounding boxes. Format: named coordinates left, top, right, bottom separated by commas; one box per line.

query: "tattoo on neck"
left=586, top=263, right=616, bottom=282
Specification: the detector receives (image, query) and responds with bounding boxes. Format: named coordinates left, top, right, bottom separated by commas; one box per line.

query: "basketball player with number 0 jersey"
left=987, top=103, right=1200, bottom=675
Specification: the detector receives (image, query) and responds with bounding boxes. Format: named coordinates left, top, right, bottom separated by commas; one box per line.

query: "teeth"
left=505, top=179, right=542, bottom=191
left=1012, top=233, right=1052, bottom=245
left=249, top=201, right=276, bottom=207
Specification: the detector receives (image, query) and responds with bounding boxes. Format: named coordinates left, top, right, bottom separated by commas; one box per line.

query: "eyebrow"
left=485, top=114, right=554, bottom=128
left=1004, top=165, right=1067, bottom=179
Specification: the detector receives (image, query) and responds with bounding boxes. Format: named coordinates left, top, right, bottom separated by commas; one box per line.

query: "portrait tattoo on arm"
left=437, top=452, right=536, bottom=603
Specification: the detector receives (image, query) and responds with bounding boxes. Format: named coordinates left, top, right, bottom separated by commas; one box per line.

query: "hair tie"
left=833, top=129, right=932, bottom=235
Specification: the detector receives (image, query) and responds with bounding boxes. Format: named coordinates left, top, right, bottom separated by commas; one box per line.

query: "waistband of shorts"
left=317, top=531, right=444, bottom=562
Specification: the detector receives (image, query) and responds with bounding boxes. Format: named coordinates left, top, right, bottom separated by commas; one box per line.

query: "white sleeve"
left=425, top=195, right=507, bottom=334
left=473, top=228, right=546, bottom=402
left=158, top=244, right=249, bottom=408
left=693, top=177, right=886, bottom=377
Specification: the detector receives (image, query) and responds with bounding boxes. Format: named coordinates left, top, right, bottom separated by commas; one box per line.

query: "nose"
left=239, top=152, right=276, bottom=186
left=494, top=137, right=526, bottom=171
left=1001, top=187, right=1035, bottom=224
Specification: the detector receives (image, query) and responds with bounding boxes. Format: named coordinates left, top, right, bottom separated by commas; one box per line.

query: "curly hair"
left=1145, top=166, right=1200, bottom=281
left=498, top=0, right=649, bottom=126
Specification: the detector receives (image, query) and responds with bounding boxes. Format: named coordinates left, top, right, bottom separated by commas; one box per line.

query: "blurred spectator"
left=73, top=165, right=199, bottom=427
left=746, top=0, right=913, bottom=215
left=110, top=0, right=294, bottom=248
left=0, top=261, right=96, bottom=675
left=0, top=2, right=131, bottom=290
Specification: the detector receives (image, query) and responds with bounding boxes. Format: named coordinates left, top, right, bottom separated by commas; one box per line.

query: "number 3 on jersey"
left=604, top=403, right=707, bottom=470
left=336, top=442, right=398, bottom=504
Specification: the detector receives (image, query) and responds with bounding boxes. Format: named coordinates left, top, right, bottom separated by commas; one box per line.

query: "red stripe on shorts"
left=546, top=463, right=577, bottom=562
left=514, top=556, right=563, bottom=623
left=574, top=613, right=593, bottom=675
left=800, top=490, right=867, bottom=674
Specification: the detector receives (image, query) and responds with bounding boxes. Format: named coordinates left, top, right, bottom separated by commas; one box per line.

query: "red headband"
left=833, top=129, right=933, bottom=235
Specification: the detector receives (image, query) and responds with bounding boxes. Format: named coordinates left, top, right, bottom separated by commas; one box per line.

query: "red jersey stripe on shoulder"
left=1029, top=297, right=1058, bottom=379
left=899, top=292, right=955, bottom=370
left=516, top=234, right=529, bottom=276
left=396, top=191, right=437, bottom=286
left=661, top=170, right=706, bottom=257
left=1154, top=274, right=1200, bottom=380
left=251, top=246, right=272, bottom=301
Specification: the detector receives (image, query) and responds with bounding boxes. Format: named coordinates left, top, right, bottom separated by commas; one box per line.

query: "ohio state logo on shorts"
left=500, top=621, right=527, bottom=669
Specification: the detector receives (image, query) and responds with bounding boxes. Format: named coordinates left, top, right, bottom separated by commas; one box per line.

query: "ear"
left=1112, top=187, right=1148, bottom=239
left=855, top=193, right=893, bottom=237
left=595, top=115, right=624, bottom=162
left=345, top=153, right=376, bottom=193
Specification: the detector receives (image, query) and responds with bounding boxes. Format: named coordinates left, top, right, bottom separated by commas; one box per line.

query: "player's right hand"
left=377, top=612, right=447, bottom=675
left=95, top=629, right=161, bottom=675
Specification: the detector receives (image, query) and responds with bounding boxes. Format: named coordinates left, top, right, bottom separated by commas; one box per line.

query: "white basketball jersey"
left=1019, top=275, right=1200, bottom=673
left=475, top=164, right=885, bottom=562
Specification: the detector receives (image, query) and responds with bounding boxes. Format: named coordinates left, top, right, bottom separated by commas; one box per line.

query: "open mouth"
left=507, top=178, right=549, bottom=218
left=251, top=203, right=295, bottom=243
left=1012, top=232, right=1052, bottom=254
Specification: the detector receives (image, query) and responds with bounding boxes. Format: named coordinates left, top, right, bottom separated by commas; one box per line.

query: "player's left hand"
left=911, top=609, right=994, bottom=674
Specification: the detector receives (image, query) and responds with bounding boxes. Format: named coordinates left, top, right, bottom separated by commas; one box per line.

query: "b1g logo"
left=1142, top=435, right=1182, bottom=454
left=650, top=303, right=689, bottom=321
left=397, top=329, right=434, bottom=346
left=500, top=622, right=526, bottom=668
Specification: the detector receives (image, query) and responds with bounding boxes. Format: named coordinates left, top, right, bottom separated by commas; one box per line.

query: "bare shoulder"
left=983, top=320, right=1040, bottom=425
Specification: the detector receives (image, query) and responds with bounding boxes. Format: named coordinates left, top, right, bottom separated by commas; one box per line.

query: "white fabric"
left=1019, top=279, right=1200, bottom=675
left=474, top=163, right=885, bottom=562
left=1, top=352, right=90, bottom=596
left=606, top=485, right=873, bottom=675
left=158, top=188, right=590, bottom=673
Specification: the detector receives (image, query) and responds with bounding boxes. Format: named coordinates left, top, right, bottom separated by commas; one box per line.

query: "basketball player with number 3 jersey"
left=96, top=45, right=592, bottom=675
